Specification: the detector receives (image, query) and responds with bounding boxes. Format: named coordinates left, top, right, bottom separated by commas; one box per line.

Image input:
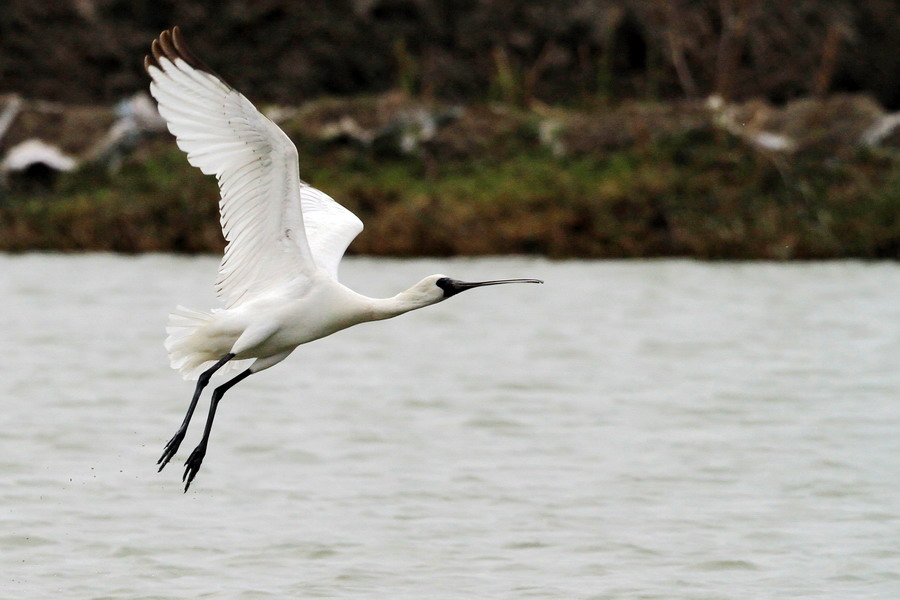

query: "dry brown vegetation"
left=1, top=1, right=898, bottom=109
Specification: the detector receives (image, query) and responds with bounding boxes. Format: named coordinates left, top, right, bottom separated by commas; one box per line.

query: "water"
left=2, top=254, right=899, bottom=599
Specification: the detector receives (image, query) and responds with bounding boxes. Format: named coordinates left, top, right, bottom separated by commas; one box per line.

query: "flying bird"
left=145, top=27, right=542, bottom=491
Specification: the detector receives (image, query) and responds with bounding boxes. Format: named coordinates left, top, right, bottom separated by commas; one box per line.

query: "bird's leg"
left=158, top=353, right=235, bottom=471
left=182, top=368, right=252, bottom=492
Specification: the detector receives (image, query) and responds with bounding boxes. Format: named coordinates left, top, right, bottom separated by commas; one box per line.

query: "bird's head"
left=373, top=274, right=544, bottom=320
left=412, top=273, right=544, bottom=305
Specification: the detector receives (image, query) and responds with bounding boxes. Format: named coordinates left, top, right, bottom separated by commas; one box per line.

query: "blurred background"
left=3, top=5, right=900, bottom=597
left=1, top=0, right=898, bottom=258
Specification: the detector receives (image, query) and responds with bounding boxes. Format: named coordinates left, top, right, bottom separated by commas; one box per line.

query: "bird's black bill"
left=437, top=277, right=543, bottom=298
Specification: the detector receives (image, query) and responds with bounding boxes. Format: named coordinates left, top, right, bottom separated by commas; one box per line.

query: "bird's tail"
left=164, top=305, right=248, bottom=380
left=165, top=306, right=216, bottom=379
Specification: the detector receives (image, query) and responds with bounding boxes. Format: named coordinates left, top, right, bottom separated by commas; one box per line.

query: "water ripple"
left=1, top=255, right=899, bottom=599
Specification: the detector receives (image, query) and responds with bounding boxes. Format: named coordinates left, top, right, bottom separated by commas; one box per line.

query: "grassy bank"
left=1, top=103, right=898, bottom=259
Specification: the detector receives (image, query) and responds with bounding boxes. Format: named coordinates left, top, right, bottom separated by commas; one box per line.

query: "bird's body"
left=166, top=272, right=439, bottom=377
left=146, top=27, right=541, bottom=491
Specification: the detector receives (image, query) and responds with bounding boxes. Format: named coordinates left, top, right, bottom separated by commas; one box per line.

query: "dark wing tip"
left=146, top=27, right=232, bottom=88
left=150, top=38, right=164, bottom=65
left=158, top=29, right=176, bottom=59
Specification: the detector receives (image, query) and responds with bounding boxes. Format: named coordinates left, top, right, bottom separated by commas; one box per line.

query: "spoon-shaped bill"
left=437, top=277, right=543, bottom=297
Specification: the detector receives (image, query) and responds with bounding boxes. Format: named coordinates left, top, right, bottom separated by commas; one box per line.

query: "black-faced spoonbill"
left=145, top=28, right=543, bottom=491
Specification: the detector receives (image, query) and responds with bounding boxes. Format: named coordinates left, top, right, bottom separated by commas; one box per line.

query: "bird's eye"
left=435, top=277, right=451, bottom=290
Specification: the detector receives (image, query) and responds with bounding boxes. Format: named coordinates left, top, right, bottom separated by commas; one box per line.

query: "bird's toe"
left=182, top=446, right=207, bottom=492
left=157, top=430, right=186, bottom=471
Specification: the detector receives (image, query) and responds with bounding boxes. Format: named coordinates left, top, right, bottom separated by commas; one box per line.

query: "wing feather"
left=147, top=27, right=315, bottom=307
left=147, top=27, right=363, bottom=300
left=300, top=186, right=364, bottom=280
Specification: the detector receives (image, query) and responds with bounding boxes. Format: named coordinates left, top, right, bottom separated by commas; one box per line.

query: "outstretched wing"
left=300, top=185, right=363, bottom=280
left=146, top=27, right=318, bottom=308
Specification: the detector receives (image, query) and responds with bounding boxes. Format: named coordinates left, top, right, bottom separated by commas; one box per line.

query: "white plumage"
left=146, top=27, right=542, bottom=491
left=148, top=40, right=362, bottom=309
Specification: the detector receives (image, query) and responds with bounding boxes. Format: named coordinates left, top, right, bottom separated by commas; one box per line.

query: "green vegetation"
left=1, top=109, right=898, bottom=259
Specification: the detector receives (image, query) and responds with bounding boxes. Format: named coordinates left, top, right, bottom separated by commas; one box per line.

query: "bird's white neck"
left=366, top=288, right=441, bottom=321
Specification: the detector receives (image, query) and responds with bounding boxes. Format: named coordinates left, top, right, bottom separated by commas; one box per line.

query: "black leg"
left=182, top=368, right=252, bottom=492
left=158, top=353, right=235, bottom=472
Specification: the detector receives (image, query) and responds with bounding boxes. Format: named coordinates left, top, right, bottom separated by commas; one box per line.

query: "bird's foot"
left=157, top=429, right=186, bottom=472
left=182, top=445, right=207, bottom=492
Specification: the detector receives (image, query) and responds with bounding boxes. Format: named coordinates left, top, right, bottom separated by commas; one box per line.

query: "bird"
left=145, top=27, right=543, bottom=491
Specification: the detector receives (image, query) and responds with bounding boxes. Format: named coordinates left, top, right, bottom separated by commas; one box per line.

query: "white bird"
left=145, top=28, right=542, bottom=491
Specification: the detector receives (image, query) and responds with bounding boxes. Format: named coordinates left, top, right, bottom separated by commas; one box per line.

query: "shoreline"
left=1, top=95, right=898, bottom=260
